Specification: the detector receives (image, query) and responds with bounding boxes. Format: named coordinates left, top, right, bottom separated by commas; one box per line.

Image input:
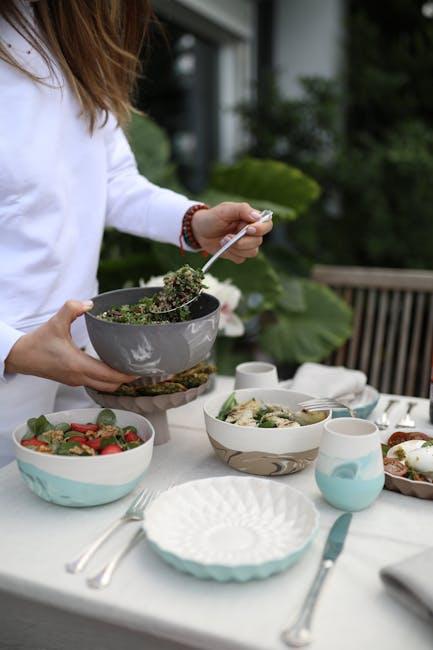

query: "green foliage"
left=211, top=158, right=320, bottom=217
left=99, top=112, right=352, bottom=368
left=238, top=1, right=433, bottom=271
left=259, top=280, right=352, bottom=363
left=127, top=112, right=180, bottom=190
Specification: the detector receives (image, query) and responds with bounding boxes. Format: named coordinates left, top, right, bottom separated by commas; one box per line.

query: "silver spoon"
left=151, top=209, right=273, bottom=315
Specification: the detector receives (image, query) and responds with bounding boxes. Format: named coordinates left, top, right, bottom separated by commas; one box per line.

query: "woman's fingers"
left=82, top=376, right=126, bottom=393
left=52, top=299, right=94, bottom=331
left=216, top=202, right=260, bottom=226
left=230, top=236, right=263, bottom=251
left=75, top=350, right=137, bottom=386
left=235, top=220, right=273, bottom=238
left=221, top=250, right=246, bottom=264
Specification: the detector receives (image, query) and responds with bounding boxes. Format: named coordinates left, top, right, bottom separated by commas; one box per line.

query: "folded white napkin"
left=291, top=363, right=367, bottom=401
left=380, top=548, right=433, bottom=625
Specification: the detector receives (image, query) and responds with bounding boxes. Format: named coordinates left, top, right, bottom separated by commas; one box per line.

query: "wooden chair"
left=312, top=265, right=433, bottom=397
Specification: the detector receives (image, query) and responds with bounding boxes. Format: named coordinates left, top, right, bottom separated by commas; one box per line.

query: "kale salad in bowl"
left=85, top=266, right=220, bottom=380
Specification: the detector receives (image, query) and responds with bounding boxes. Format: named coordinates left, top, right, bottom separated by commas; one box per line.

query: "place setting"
left=7, top=260, right=433, bottom=649
left=3, top=215, right=433, bottom=649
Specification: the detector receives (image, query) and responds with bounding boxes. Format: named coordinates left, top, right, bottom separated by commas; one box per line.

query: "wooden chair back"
left=312, top=265, right=433, bottom=397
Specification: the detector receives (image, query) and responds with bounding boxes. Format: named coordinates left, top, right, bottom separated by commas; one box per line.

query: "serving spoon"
left=151, top=209, right=273, bottom=315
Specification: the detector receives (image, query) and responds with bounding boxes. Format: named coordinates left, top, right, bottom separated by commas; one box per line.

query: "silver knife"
left=281, top=512, right=353, bottom=647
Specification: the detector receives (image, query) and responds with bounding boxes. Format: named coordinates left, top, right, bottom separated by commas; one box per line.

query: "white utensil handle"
left=202, top=210, right=272, bottom=273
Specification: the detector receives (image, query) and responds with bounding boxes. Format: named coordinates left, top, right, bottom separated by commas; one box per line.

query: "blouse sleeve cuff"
left=0, top=322, right=24, bottom=382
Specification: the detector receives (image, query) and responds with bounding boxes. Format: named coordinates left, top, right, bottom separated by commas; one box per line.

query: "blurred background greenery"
left=99, top=0, right=433, bottom=374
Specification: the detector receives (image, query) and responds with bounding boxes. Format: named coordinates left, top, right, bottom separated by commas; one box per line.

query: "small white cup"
left=234, top=362, right=279, bottom=390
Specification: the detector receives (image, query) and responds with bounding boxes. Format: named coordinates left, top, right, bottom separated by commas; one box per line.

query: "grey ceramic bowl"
left=85, top=287, right=220, bottom=380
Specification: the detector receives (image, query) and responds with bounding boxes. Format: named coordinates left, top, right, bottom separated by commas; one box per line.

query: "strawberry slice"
left=21, top=438, right=44, bottom=447
left=68, top=436, right=88, bottom=444
left=86, top=438, right=102, bottom=451
left=124, top=431, right=140, bottom=443
left=100, top=444, right=122, bottom=455
left=70, top=423, right=99, bottom=433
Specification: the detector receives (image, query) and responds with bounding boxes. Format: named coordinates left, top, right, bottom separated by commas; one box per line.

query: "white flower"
left=139, top=272, right=244, bottom=337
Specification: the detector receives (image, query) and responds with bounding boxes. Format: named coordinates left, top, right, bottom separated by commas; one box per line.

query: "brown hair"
left=0, top=0, right=153, bottom=131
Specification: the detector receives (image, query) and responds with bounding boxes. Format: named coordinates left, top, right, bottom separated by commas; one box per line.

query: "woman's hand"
left=5, top=301, right=138, bottom=392
left=191, top=202, right=273, bottom=263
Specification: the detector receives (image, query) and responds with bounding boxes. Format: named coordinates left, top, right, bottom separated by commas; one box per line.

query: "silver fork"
left=87, top=490, right=160, bottom=589
left=65, top=488, right=153, bottom=574
left=396, top=401, right=418, bottom=428
left=298, top=398, right=356, bottom=419
left=375, top=399, right=398, bottom=430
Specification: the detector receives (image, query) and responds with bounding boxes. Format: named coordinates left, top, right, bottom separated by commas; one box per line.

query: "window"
left=137, top=0, right=255, bottom=191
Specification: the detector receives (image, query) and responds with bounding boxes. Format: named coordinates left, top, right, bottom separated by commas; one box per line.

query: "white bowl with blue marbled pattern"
left=13, top=408, right=154, bottom=507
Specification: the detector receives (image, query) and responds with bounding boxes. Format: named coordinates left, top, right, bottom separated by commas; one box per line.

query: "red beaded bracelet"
left=179, top=203, right=208, bottom=254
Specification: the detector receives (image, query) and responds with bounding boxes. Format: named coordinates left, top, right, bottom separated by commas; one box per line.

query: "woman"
left=0, top=0, right=272, bottom=465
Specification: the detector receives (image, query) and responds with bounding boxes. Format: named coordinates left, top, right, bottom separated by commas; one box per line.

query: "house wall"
left=273, top=0, right=344, bottom=97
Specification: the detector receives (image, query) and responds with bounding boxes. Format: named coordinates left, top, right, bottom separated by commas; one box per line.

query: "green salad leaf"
left=27, top=415, right=54, bottom=436
left=96, top=409, right=117, bottom=427
left=217, top=393, right=237, bottom=421
left=258, top=420, right=277, bottom=428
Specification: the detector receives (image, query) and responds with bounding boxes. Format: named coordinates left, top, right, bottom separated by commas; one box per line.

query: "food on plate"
left=20, top=409, right=144, bottom=456
left=217, top=393, right=327, bottom=428
left=111, top=362, right=216, bottom=397
left=405, top=445, right=433, bottom=480
left=98, top=265, right=205, bottom=324
left=386, top=431, right=411, bottom=447
left=387, top=439, right=426, bottom=460
left=383, top=458, right=408, bottom=477
left=384, top=430, right=433, bottom=482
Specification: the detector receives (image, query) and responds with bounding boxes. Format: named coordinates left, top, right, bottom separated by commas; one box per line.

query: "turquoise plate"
left=331, top=385, right=379, bottom=419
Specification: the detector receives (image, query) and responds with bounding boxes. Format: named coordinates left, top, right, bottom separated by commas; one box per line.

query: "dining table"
left=0, top=375, right=432, bottom=650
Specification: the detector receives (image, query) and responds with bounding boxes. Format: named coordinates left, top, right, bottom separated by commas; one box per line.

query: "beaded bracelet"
left=179, top=203, right=208, bottom=254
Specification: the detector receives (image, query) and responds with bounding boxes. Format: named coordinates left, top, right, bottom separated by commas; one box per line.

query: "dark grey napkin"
left=380, top=548, right=433, bottom=625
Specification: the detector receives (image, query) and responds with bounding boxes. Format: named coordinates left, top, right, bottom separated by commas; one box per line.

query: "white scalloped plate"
left=143, top=476, right=319, bottom=581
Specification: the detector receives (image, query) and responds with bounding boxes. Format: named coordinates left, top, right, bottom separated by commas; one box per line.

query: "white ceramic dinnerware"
left=13, top=408, right=154, bottom=507
left=234, top=362, right=279, bottom=390
left=315, top=417, right=384, bottom=511
left=204, top=388, right=331, bottom=476
left=143, top=476, right=319, bottom=581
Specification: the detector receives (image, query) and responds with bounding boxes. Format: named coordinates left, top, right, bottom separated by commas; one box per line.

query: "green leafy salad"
left=217, top=393, right=327, bottom=428
left=98, top=265, right=205, bottom=324
left=20, top=409, right=144, bottom=456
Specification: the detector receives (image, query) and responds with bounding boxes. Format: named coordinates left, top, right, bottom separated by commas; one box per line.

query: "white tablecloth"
left=0, top=377, right=432, bottom=650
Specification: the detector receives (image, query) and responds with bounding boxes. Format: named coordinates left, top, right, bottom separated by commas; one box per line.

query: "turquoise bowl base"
left=17, top=460, right=144, bottom=507
left=331, top=398, right=379, bottom=420
left=148, top=536, right=315, bottom=582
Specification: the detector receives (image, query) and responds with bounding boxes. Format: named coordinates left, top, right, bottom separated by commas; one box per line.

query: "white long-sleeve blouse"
left=0, top=10, right=197, bottom=379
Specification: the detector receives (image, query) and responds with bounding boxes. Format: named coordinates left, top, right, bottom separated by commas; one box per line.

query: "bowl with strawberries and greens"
left=13, top=408, right=154, bottom=507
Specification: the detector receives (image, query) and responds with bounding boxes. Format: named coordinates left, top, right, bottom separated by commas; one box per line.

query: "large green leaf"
left=198, top=189, right=296, bottom=222
left=211, top=158, right=320, bottom=216
left=277, top=277, right=306, bottom=313
left=259, top=279, right=352, bottom=363
left=127, top=113, right=181, bottom=189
